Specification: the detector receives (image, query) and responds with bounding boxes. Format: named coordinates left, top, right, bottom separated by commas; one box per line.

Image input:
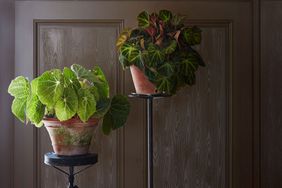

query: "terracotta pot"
left=43, top=117, right=99, bottom=156
left=130, top=65, right=156, bottom=94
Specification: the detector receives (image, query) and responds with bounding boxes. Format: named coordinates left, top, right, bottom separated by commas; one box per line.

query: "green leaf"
left=156, top=76, right=173, bottom=94
left=102, top=112, right=113, bottom=135
left=8, top=76, right=30, bottom=99
left=159, top=10, right=172, bottom=23
left=190, top=48, right=205, bottom=66
left=171, top=14, right=185, bottom=27
left=144, top=67, right=157, bottom=83
left=93, top=99, right=111, bottom=118
left=55, top=87, right=78, bottom=121
left=116, top=28, right=132, bottom=49
left=89, top=86, right=100, bottom=101
left=92, top=66, right=110, bottom=99
left=148, top=43, right=165, bottom=65
left=8, top=76, right=30, bottom=123
left=102, top=95, right=130, bottom=135
left=11, top=98, right=26, bottom=123
left=63, top=67, right=81, bottom=90
left=178, top=53, right=200, bottom=85
left=37, top=69, right=64, bottom=108
left=71, top=64, right=100, bottom=83
left=183, top=73, right=196, bottom=85
left=182, top=27, right=202, bottom=45
left=34, top=121, right=44, bottom=128
left=157, top=62, right=174, bottom=77
left=26, top=94, right=45, bottom=125
left=31, top=78, right=39, bottom=95
left=120, top=43, right=142, bottom=65
left=77, top=88, right=96, bottom=122
left=164, top=40, right=177, bottom=55
left=137, top=11, right=150, bottom=28
left=180, top=53, right=199, bottom=75
left=118, top=53, right=132, bottom=68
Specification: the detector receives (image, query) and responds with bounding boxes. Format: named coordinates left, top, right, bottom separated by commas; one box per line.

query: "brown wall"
left=261, top=1, right=282, bottom=187
left=0, top=0, right=14, bottom=187
left=0, top=0, right=280, bottom=187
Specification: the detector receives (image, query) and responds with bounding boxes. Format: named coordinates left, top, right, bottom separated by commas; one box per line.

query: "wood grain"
left=154, top=26, right=228, bottom=188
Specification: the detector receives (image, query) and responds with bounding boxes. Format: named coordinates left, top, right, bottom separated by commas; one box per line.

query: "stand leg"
left=147, top=98, right=153, bottom=188
left=68, top=166, right=78, bottom=188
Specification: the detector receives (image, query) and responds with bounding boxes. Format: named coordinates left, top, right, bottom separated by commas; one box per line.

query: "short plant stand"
left=129, top=93, right=170, bottom=188
left=44, top=152, right=98, bottom=188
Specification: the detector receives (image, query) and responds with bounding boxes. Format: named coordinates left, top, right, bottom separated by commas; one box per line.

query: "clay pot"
left=43, top=117, right=99, bottom=156
left=130, top=65, right=156, bottom=94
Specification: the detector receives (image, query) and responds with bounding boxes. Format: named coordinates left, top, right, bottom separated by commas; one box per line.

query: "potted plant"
left=117, top=9, right=205, bottom=94
left=8, top=64, right=130, bottom=156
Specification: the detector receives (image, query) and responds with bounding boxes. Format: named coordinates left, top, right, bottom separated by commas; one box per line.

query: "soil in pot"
left=43, top=117, right=99, bottom=156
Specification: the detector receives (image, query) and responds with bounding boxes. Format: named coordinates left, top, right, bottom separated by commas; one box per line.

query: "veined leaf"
left=120, top=43, right=143, bottom=69
left=89, top=86, right=100, bottom=101
left=182, top=26, right=202, bottom=45
left=159, top=10, right=173, bottom=23
left=8, top=76, right=30, bottom=99
left=157, top=62, right=174, bottom=77
left=71, top=64, right=100, bottom=83
left=26, top=94, right=45, bottom=125
left=137, top=11, right=150, bottom=28
left=92, top=66, right=110, bottom=99
left=177, top=53, right=200, bottom=85
left=11, top=98, right=27, bottom=123
left=180, top=53, right=199, bottom=76
left=93, top=99, right=111, bottom=118
left=118, top=53, right=132, bottom=68
left=156, top=76, right=172, bottom=94
left=116, top=28, right=132, bottom=49
left=31, top=78, right=39, bottom=95
left=63, top=67, right=81, bottom=90
left=102, top=95, right=130, bottom=135
left=148, top=43, right=165, bottom=65
left=37, top=69, right=64, bottom=108
left=171, top=14, right=185, bottom=27
left=77, top=88, right=96, bottom=122
left=120, top=43, right=142, bottom=63
left=164, top=40, right=177, bottom=55
left=144, top=66, right=157, bottom=83
left=55, top=87, right=78, bottom=121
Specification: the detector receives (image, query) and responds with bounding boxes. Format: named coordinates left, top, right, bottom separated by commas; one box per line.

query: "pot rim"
left=42, top=116, right=100, bottom=125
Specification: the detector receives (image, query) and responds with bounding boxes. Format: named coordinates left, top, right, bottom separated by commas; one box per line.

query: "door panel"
left=35, top=21, right=123, bottom=188
left=154, top=24, right=230, bottom=188
left=15, top=1, right=253, bottom=188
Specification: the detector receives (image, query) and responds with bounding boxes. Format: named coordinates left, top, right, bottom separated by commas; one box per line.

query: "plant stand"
left=129, top=93, right=170, bottom=188
left=44, top=152, right=98, bottom=188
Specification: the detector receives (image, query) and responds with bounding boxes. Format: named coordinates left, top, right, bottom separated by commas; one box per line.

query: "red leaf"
left=145, top=27, right=157, bottom=37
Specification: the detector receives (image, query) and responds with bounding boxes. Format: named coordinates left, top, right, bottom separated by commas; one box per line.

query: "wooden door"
left=14, top=1, right=255, bottom=188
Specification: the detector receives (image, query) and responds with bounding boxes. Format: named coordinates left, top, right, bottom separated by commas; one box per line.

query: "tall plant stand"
left=44, top=152, right=98, bottom=188
left=129, top=93, right=170, bottom=188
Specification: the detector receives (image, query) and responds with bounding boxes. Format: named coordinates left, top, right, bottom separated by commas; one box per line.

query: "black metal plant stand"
left=129, top=93, right=170, bottom=188
left=44, top=152, right=98, bottom=188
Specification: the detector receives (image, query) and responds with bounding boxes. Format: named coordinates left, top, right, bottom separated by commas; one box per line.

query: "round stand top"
left=44, top=152, right=98, bottom=167
left=128, top=93, right=171, bottom=99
